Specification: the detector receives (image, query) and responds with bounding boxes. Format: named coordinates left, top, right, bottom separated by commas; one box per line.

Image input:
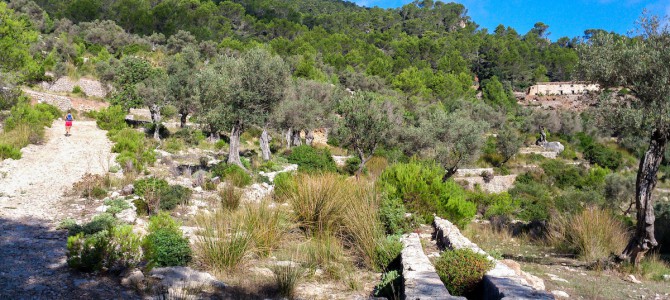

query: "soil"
left=0, top=120, right=138, bottom=299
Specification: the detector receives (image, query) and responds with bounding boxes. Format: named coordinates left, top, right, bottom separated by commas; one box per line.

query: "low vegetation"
left=434, top=249, right=494, bottom=296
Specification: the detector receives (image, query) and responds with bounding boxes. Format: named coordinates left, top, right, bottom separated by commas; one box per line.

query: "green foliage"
left=66, top=224, right=142, bottom=272
left=0, top=144, right=21, bottom=160
left=143, top=213, right=191, bottom=267
left=373, top=235, right=403, bottom=272
left=91, top=105, right=127, bottom=131
left=72, top=85, right=83, bottom=94
left=379, top=192, right=410, bottom=235
left=374, top=270, right=401, bottom=299
left=104, top=198, right=130, bottom=215
left=172, top=128, right=205, bottom=146
left=468, top=191, right=519, bottom=219
left=134, top=177, right=169, bottom=198
left=343, top=156, right=363, bottom=175
left=0, top=2, right=40, bottom=82
left=286, top=145, right=337, bottom=173
left=109, top=128, right=156, bottom=172
left=379, top=161, right=476, bottom=228
left=481, top=76, right=515, bottom=110
left=273, top=172, right=297, bottom=202
left=435, top=249, right=494, bottom=296
left=211, top=163, right=252, bottom=187
left=159, top=185, right=192, bottom=211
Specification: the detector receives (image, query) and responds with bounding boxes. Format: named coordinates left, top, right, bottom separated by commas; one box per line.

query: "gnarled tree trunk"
left=149, top=103, right=162, bottom=141
left=621, top=129, right=667, bottom=265
left=180, top=110, right=188, bottom=128
left=292, top=130, right=302, bottom=147
left=285, top=128, right=292, bottom=149
left=227, top=123, right=244, bottom=168
left=305, top=130, right=315, bottom=146
left=260, top=128, right=271, bottom=161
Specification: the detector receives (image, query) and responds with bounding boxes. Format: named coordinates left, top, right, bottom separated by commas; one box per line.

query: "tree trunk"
left=149, top=104, right=161, bottom=141
left=292, top=130, right=302, bottom=147
left=180, top=111, right=188, bottom=128
left=306, top=130, right=315, bottom=146
left=285, top=128, right=292, bottom=149
left=621, top=129, right=667, bottom=265
left=227, top=123, right=244, bottom=168
left=260, top=128, right=271, bottom=161
left=442, top=166, right=458, bottom=182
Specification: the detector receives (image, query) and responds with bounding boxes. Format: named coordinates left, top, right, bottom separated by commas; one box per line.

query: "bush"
left=379, top=193, right=410, bottom=235
left=66, top=225, right=142, bottom=272
left=468, top=191, right=519, bottom=219
left=509, top=179, right=553, bottom=222
left=143, top=213, right=191, bottom=267
left=374, top=270, right=401, bottom=299
left=105, top=198, right=131, bottom=215
left=163, top=138, right=185, bottom=153
left=159, top=185, right=192, bottom=211
left=91, top=105, right=127, bottom=131
left=373, top=235, right=403, bottom=271
left=286, top=145, right=337, bottom=173
left=173, top=128, right=206, bottom=146
left=379, top=161, right=476, bottom=228
left=435, top=249, right=494, bottom=296
left=541, top=160, right=584, bottom=189
left=273, top=172, right=297, bottom=202
left=80, top=213, right=117, bottom=236
left=343, top=156, right=363, bottom=175
left=0, top=143, right=21, bottom=160
left=72, top=85, right=84, bottom=94
left=547, top=207, right=629, bottom=261
left=134, top=177, right=169, bottom=213
left=211, top=163, right=252, bottom=187
left=110, top=128, right=156, bottom=172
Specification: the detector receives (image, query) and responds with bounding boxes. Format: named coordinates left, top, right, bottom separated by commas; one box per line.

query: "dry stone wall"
left=400, top=233, right=465, bottom=300
left=433, top=217, right=554, bottom=300
left=41, top=77, right=109, bottom=98
left=455, top=175, right=517, bottom=194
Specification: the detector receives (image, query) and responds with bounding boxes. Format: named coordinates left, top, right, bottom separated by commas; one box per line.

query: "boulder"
left=117, top=207, right=137, bottom=224
left=541, top=141, right=564, bottom=153
left=148, top=266, right=226, bottom=289
left=121, top=184, right=134, bottom=196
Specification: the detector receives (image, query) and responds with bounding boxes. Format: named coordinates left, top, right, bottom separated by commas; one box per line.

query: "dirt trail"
left=0, top=120, right=137, bottom=299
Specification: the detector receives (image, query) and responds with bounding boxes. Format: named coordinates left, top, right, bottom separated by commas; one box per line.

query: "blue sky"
left=353, top=0, right=670, bottom=39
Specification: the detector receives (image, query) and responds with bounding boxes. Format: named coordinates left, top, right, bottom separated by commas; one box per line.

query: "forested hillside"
left=11, top=0, right=578, bottom=94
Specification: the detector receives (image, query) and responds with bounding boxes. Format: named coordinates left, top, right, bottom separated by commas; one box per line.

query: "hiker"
left=65, top=111, right=73, bottom=136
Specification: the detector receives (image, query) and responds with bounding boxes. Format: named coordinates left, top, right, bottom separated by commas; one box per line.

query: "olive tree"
left=407, top=105, right=489, bottom=180
left=273, top=79, right=338, bottom=150
left=136, top=71, right=168, bottom=140
left=497, top=124, right=523, bottom=164
left=332, top=92, right=399, bottom=176
left=197, top=48, right=289, bottom=168
left=579, top=14, right=670, bottom=264
left=167, top=47, right=200, bottom=128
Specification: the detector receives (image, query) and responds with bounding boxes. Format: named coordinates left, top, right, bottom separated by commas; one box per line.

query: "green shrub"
left=91, top=105, right=127, bottom=131
left=343, top=156, right=363, bottom=175
left=163, top=138, right=185, bottom=153
left=273, top=172, right=297, bottom=202
left=211, top=163, right=252, bottom=187
left=143, top=213, right=191, bottom=267
left=379, top=193, right=410, bottom=235
left=435, top=249, right=494, bottom=296
left=286, top=145, right=337, bottom=173
left=72, top=85, right=84, bottom=94
left=171, top=128, right=206, bottom=146
left=540, top=160, right=584, bottom=189
left=80, top=213, right=117, bottom=235
left=110, top=128, right=156, bottom=171
left=67, top=231, right=109, bottom=272
left=374, top=270, right=401, bottom=299
left=159, top=185, right=192, bottom=211
left=373, top=235, right=403, bottom=271
left=219, top=185, right=241, bottom=211
left=134, top=178, right=169, bottom=212
left=0, top=143, right=21, bottom=159
left=555, top=188, right=605, bottom=215
left=66, top=225, right=142, bottom=272
left=576, top=133, right=623, bottom=170
left=509, top=179, right=553, bottom=221
left=471, top=192, right=520, bottom=219
left=379, top=161, right=476, bottom=228
left=105, top=198, right=131, bottom=215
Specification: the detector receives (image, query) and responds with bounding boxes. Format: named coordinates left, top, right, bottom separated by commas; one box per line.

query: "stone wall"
left=400, top=233, right=464, bottom=300
left=433, top=217, right=554, bottom=300
left=23, top=89, right=109, bottom=112
left=455, top=175, right=517, bottom=193
left=528, top=82, right=599, bottom=96
left=40, top=77, right=109, bottom=98
left=455, top=168, right=494, bottom=177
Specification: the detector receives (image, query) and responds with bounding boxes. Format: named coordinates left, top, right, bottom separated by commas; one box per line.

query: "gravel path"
left=0, top=120, right=138, bottom=299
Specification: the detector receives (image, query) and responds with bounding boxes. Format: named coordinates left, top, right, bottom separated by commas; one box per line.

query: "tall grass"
left=285, top=173, right=388, bottom=268
left=547, top=207, right=629, bottom=261
left=195, top=201, right=288, bottom=270
left=218, top=185, right=241, bottom=211
left=272, top=262, right=303, bottom=299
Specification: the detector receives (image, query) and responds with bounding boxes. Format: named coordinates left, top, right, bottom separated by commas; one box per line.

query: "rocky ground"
left=0, top=120, right=139, bottom=299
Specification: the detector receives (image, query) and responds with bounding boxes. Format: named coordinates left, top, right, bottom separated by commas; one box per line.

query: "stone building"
left=527, top=82, right=599, bottom=96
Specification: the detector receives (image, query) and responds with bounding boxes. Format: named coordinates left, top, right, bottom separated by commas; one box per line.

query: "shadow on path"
left=0, top=217, right=139, bottom=299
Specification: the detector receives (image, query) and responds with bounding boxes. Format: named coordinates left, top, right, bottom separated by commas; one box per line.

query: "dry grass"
left=0, top=123, right=36, bottom=148
left=218, top=185, right=241, bottom=211
left=547, top=207, right=629, bottom=261
left=195, top=201, right=288, bottom=270
left=286, top=173, right=385, bottom=268
left=364, top=156, right=389, bottom=179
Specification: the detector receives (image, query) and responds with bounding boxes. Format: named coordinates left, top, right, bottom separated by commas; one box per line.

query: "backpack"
left=66, top=114, right=73, bottom=121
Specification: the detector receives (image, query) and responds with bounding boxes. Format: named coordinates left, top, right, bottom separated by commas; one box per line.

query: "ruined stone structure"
left=527, top=82, right=599, bottom=96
